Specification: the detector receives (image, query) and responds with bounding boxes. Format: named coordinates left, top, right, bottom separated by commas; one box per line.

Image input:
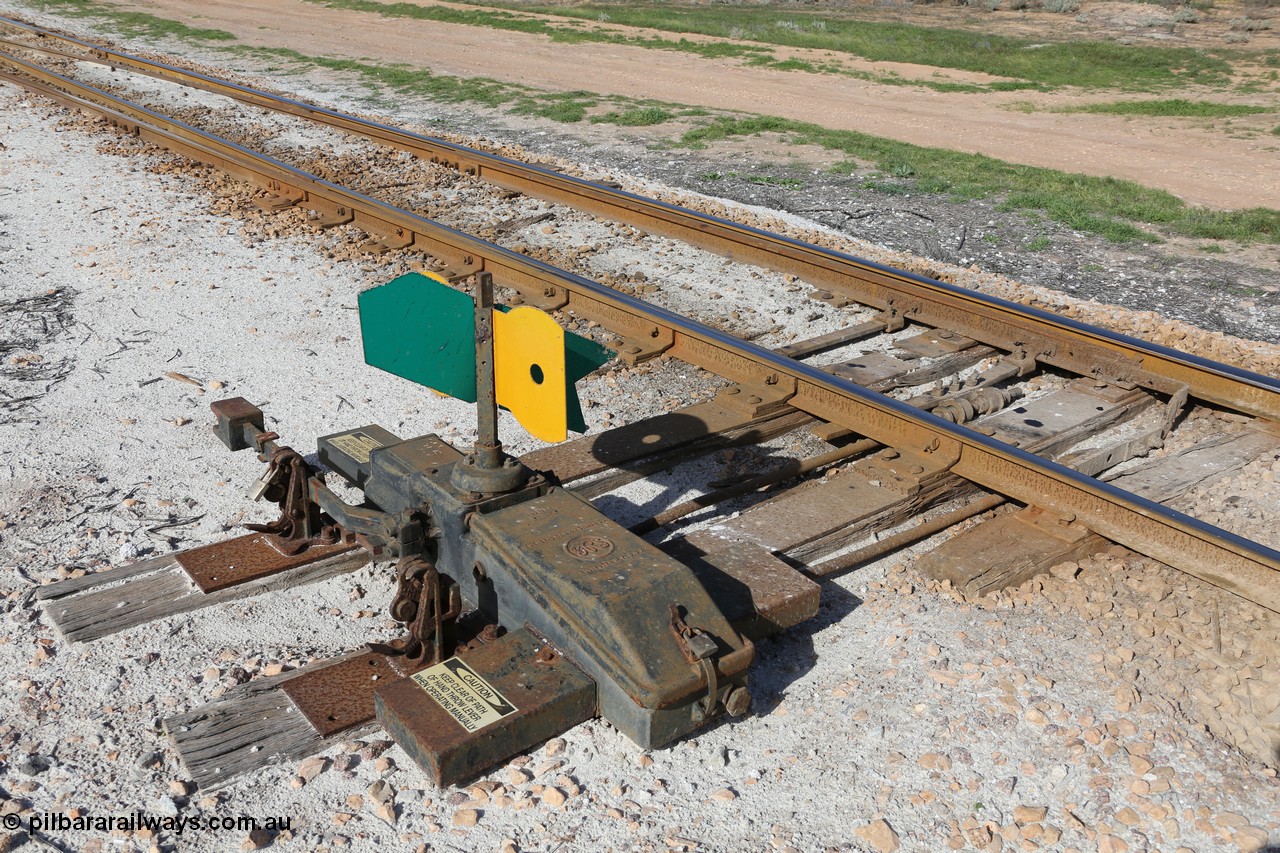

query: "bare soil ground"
left=107, top=0, right=1280, bottom=209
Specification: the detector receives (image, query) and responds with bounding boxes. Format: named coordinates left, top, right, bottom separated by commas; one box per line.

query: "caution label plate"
left=328, top=431, right=384, bottom=464
left=410, top=657, right=517, bottom=733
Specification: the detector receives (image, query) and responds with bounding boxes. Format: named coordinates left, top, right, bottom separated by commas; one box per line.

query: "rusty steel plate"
left=176, top=533, right=358, bottom=593
left=281, top=651, right=419, bottom=738
left=894, top=330, right=976, bottom=358
left=375, top=628, right=595, bottom=786
left=826, top=352, right=911, bottom=387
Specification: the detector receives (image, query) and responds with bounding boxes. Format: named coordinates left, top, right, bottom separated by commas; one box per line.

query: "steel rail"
left=4, top=52, right=1280, bottom=613
left=2, top=17, right=1279, bottom=421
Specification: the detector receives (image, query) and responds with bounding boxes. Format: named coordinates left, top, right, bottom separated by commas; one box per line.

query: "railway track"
left=3, top=17, right=1279, bottom=789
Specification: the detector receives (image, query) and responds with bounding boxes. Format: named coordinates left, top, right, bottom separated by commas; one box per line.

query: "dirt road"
left=112, top=0, right=1280, bottom=209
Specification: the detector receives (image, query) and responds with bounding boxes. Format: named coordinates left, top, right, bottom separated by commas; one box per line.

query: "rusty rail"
left=3, top=49, right=1280, bottom=612
left=1, top=17, right=1279, bottom=422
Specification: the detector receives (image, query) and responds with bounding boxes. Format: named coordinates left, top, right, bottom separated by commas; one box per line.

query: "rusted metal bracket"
left=253, top=179, right=304, bottom=212
left=853, top=446, right=955, bottom=496
left=612, top=325, right=675, bottom=365
left=506, top=284, right=568, bottom=311
left=1161, top=383, right=1190, bottom=438
left=104, top=116, right=139, bottom=136
left=896, top=328, right=976, bottom=358
left=809, top=288, right=856, bottom=309
left=1007, top=347, right=1039, bottom=377
left=873, top=306, right=908, bottom=333
left=309, top=205, right=354, bottom=229
left=359, top=226, right=415, bottom=254
left=715, top=379, right=797, bottom=418
left=242, top=445, right=335, bottom=553
left=388, top=556, right=462, bottom=668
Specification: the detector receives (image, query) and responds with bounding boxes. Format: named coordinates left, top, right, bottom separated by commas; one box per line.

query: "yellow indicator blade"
left=493, top=306, right=567, bottom=443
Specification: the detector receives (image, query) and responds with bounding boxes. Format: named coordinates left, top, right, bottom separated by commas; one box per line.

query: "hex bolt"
left=724, top=686, right=752, bottom=717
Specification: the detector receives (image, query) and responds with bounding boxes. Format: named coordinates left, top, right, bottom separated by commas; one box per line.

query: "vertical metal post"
left=473, top=272, right=502, bottom=470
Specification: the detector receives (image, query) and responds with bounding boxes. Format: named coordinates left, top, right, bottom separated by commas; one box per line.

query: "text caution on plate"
left=410, top=657, right=517, bottom=732
left=328, top=431, right=385, bottom=464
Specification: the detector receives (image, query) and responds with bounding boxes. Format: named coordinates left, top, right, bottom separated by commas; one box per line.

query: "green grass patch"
left=1027, top=235, right=1052, bottom=250
left=230, top=47, right=520, bottom=107
left=455, top=1, right=1239, bottom=90
left=591, top=106, right=673, bottom=127
left=1061, top=98, right=1274, bottom=117
left=750, top=56, right=821, bottom=72
left=1174, top=207, right=1280, bottom=241
left=27, top=0, right=236, bottom=41
left=512, top=91, right=598, bottom=123
left=679, top=115, right=1280, bottom=243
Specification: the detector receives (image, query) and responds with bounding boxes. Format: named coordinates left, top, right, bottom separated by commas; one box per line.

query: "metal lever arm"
left=309, top=478, right=430, bottom=558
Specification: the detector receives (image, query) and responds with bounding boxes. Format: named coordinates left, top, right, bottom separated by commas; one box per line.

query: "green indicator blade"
left=359, top=272, right=612, bottom=437
left=358, top=272, right=478, bottom=403
left=564, top=327, right=613, bottom=434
